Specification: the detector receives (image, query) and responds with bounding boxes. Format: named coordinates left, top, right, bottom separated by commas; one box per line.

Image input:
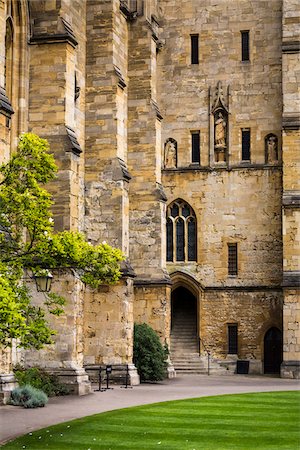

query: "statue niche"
left=211, top=81, right=229, bottom=163
left=214, top=110, right=227, bottom=161
left=265, top=134, right=278, bottom=163
left=164, top=138, right=177, bottom=168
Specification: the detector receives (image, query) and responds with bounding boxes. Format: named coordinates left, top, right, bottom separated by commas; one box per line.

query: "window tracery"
left=166, top=200, right=197, bottom=262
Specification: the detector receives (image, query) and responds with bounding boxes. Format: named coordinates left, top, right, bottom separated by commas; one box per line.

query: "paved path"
left=1, top=374, right=299, bottom=445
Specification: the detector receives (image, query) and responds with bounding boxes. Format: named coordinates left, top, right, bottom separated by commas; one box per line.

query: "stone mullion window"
left=166, top=200, right=197, bottom=263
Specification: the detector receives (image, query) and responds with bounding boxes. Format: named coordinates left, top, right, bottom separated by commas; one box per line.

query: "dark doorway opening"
left=264, top=327, right=283, bottom=374
left=171, top=286, right=197, bottom=331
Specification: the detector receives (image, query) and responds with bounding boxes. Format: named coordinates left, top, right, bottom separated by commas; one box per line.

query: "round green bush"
left=133, top=323, right=168, bottom=382
left=10, top=384, right=48, bottom=408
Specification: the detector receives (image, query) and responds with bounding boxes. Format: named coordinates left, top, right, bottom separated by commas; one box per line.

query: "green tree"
left=0, top=133, right=124, bottom=349
left=133, top=323, right=168, bottom=382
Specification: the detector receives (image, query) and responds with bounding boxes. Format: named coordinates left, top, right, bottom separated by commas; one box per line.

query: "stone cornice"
left=134, top=277, right=172, bottom=287
left=282, top=272, right=300, bottom=288
left=162, top=164, right=282, bottom=174
left=282, top=115, right=300, bottom=130
left=282, top=40, right=300, bottom=53
left=65, top=126, right=82, bottom=156
left=29, top=18, right=78, bottom=48
left=205, top=285, right=282, bottom=292
left=282, top=193, right=300, bottom=208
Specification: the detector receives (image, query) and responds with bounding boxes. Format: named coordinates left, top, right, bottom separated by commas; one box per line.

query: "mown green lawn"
left=3, top=391, right=300, bottom=450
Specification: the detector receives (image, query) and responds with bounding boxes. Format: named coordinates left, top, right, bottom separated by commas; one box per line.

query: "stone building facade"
left=0, top=0, right=299, bottom=400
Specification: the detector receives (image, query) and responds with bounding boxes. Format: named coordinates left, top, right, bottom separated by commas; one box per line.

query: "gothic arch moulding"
left=169, top=270, right=203, bottom=298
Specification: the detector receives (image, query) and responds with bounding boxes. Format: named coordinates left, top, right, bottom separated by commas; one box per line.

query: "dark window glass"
left=182, top=204, right=190, bottom=218
left=170, top=204, right=179, bottom=218
left=191, top=131, right=200, bottom=163
left=191, top=35, right=199, bottom=64
left=188, top=218, right=196, bottom=261
left=242, top=129, right=251, bottom=161
left=228, top=243, right=238, bottom=276
left=228, top=324, right=238, bottom=354
left=176, top=218, right=185, bottom=261
left=241, top=31, right=249, bottom=61
left=166, top=218, right=173, bottom=262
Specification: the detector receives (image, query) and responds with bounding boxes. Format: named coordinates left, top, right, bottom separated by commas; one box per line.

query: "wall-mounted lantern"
left=33, top=270, right=53, bottom=293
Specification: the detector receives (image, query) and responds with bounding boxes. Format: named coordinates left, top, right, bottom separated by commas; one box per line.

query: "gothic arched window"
left=166, top=200, right=197, bottom=262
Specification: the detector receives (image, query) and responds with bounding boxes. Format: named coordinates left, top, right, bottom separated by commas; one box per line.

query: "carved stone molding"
left=0, top=87, right=14, bottom=118
left=66, top=126, right=82, bottom=156
left=30, top=17, right=78, bottom=48
left=282, top=40, right=300, bottom=53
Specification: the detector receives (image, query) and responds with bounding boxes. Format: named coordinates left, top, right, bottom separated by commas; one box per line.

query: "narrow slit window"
left=241, top=31, right=249, bottom=61
left=228, top=243, right=238, bottom=276
left=191, top=34, right=199, bottom=64
left=191, top=131, right=200, bottom=163
left=228, top=324, right=238, bottom=354
left=242, top=128, right=251, bottom=161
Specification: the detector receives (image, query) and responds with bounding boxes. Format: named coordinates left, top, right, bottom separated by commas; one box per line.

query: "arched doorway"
left=171, top=287, right=201, bottom=373
left=264, top=327, right=282, bottom=374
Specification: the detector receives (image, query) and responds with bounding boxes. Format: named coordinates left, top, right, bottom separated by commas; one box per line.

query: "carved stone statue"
left=266, top=134, right=278, bottom=163
left=214, top=111, right=227, bottom=162
left=215, top=112, right=227, bottom=149
left=164, top=139, right=177, bottom=168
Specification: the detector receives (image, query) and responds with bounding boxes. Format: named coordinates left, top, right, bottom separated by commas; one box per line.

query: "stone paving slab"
left=1, top=374, right=299, bottom=445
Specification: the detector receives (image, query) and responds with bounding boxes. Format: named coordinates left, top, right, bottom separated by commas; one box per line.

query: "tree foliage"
left=133, top=323, right=168, bottom=382
left=0, top=133, right=124, bottom=349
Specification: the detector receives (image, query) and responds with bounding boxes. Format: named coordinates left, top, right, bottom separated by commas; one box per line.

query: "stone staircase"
left=170, top=307, right=206, bottom=374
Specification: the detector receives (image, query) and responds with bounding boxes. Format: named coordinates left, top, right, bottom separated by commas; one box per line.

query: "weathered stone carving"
left=164, top=138, right=177, bottom=168
left=211, top=81, right=229, bottom=163
left=214, top=112, right=227, bottom=150
left=265, top=134, right=278, bottom=163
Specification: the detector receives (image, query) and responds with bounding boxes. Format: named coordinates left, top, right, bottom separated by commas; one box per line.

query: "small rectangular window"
left=241, top=31, right=250, bottom=61
left=242, top=128, right=251, bottom=161
left=228, top=243, right=238, bottom=276
left=191, top=131, right=200, bottom=163
left=228, top=324, right=238, bottom=354
left=191, top=34, right=199, bottom=64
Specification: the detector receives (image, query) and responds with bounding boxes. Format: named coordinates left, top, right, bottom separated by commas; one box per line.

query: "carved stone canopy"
left=211, top=81, right=229, bottom=114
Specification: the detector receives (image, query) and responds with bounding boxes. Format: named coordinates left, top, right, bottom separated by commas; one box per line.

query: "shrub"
left=13, top=365, right=69, bottom=397
left=133, top=323, right=168, bottom=382
left=10, top=384, right=48, bottom=408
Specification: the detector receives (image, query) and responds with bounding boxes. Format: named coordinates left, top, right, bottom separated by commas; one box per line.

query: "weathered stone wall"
left=23, top=271, right=91, bottom=394
left=83, top=278, right=135, bottom=365
left=157, top=0, right=284, bottom=371
left=28, top=0, right=86, bottom=232
left=201, top=290, right=283, bottom=361
left=127, top=12, right=168, bottom=282
left=164, top=168, right=282, bottom=287
left=133, top=284, right=172, bottom=346
left=158, top=0, right=282, bottom=168
left=85, top=0, right=130, bottom=253
left=281, top=0, right=300, bottom=378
